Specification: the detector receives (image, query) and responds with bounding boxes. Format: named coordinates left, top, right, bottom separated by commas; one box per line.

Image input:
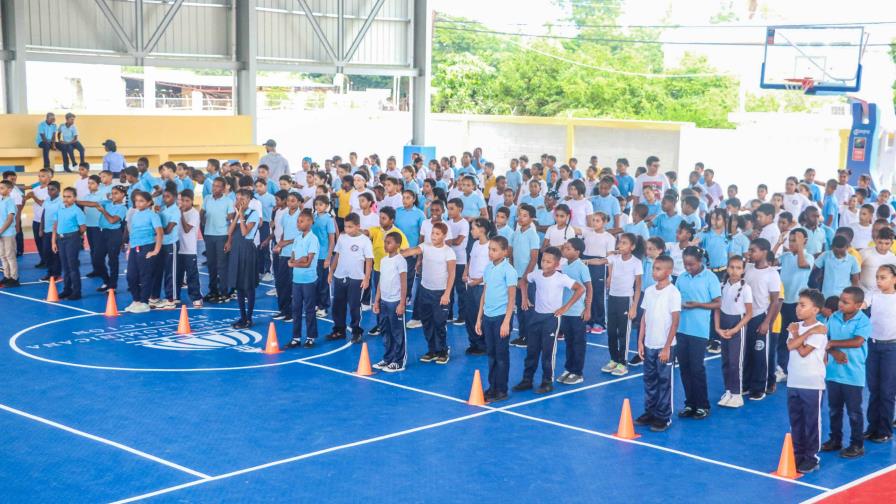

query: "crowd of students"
left=6, top=145, right=896, bottom=476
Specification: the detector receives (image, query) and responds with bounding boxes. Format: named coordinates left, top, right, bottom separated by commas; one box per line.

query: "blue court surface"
left=2, top=250, right=895, bottom=503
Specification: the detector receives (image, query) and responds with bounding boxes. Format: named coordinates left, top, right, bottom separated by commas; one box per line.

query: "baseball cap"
left=262, top=139, right=277, bottom=147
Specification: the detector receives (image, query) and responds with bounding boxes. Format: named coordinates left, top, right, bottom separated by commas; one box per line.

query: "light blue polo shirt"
left=779, top=250, right=813, bottom=304
left=256, top=192, right=276, bottom=222
left=36, top=121, right=56, bottom=145
left=56, top=204, right=85, bottom=234
left=801, top=226, right=827, bottom=256
left=519, top=194, right=544, bottom=213
left=822, top=195, right=839, bottom=228
left=129, top=209, right=161, bottom=247
left=623, top=220, right=650, bottom=242
left=0, top=197, right=16, bottom=237
left=202, top=194, right=234, bottom=236
left=312, top=212, right=335, bottom=259
left=279, top=209, right=300, bottom=257
left=652, top=212, right=683, bottom=243
left=700, top=229, right=729, bottom=269
left=459, top=192, right=486, bottom=219
left=202, top=174, right=220, bottom=199
left=98, top=200, right=127, bottom=230
left=505, top=170, right=523, bottom=193
left=814, top=251, right=860, bottom=299
left=83, top=191, right=104, bottom=227
left=645, top=201, right=661, bottom=219
left=160, top=203, right=181, bottom=246
left=292, top=231, right=320, bottom=284
left=682, top=212, right=702, bottom=230
left=728, top=232, right=750, bottom=257
left=58, top=124, right=78, bottom=142
left=496, top=225, right=513, bottom=242
left=483, top=259, right=518, bottom=317
left=42, top=197, right=62, bottom=231
left=561, top=258, right=590, bottom=317
left=177, top=176, right=195, bottom=192
left=395, top=206, right=425, bottom=246
left=825, top=310, right=871, bottom=387
left=511, top=226, right=540, bottom=279
left=102, top=152, right=126, bottom=174
left=591, top=194, right=621, bottom=220
left=616, top=174, right=634, bottom=197
left=676, top=267, right=721, bottom=339
left=503, top=204, right=517, bottom=229
left=242, top=209, right=261, bottom=240
left=535, top=206, right=555, bottom=242
left=641, top=256, right=655, bottom=290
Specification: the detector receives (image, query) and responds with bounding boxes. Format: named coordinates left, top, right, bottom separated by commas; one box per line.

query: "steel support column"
left=236, top=0, right=258, bottom=138
left=410, top=0, right=430, bottom=145
left=1, top=0, right=27, bottom=113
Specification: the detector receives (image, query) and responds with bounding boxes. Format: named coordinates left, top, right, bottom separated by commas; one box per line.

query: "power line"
left=435, top=18, right=896, bottom=30
left=434, top=25, right=894, bottom=47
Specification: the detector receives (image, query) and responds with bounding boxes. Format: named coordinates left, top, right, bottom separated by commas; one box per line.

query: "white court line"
left=109, top=409, right=496, bottom=504
left=801, top=462, right=896, bottom=503
left=0, top=402, right=210, bottom=479
left=498, top=408, right=831, bottom=492
left=0, top=290, right=99, bottom=315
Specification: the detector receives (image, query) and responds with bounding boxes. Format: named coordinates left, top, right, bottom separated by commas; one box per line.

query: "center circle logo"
left=8, top=308, right=331, bottom=372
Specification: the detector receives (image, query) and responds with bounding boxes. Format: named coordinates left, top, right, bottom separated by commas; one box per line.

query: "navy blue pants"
left=719, top=312, right=746, bottom=395
left=523, top=312, right=560, bottom=384
left=275, top=256, right=292, bottom=315
left=483, top=314, right=510, bottom=394
left=561, top=315, right=587, bottom=375
left=787, top=388, right=823, bottom=468
left=464, top=284, right=485, bottom=351
left=86, top=226, right=102, bottom=274
left=449, top=263, right=466, bottom=319
left=127, top=246, right=154, bottom=303
left=404, top=256, right=417, bottom=305
left=866, top=340, right=896, bottom=438
left=57, top=235, right=81, bottom=296
left=776, top=302, right=798, bottom=375
left=583, top=257, right=606, bottom=327
left=176, top=253, right=202, bottom=302
left=606, top=295, right=632, bottom=365
left=256, top=222, right=271, bottom=274
left=204, top=235, right=227, bottom=295
left=59, top=141, right=84, bottom=170
left=332, top=277, right=363, bottom=336
left=514, top=280, right=535, bottom=340
left=151, top=243, right=175, bottom=300
left=291, top=282, right=318, bottom=341
left=379, top=299, right=406, bottom=365
left=38, top=141, right=55, bottom=168
left=316, top=260, right=330, bottom=309
left=42, top=233, right=60, bottom=278
left=418, top=287, right=449, bottom=354
left=32, top=221, right=44, bottom=264
left=96, top=228, right=123, bottom=288
left=677, top=333, right=709, bottom=410
left=744, top=314, right=770, bottom=395
left=827, top=380, right=864, bottom=448
left=643, top=346, right=675, bottom=422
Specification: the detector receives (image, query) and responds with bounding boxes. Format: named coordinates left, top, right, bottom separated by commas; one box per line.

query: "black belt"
left=870, top=338, right=896, bottom=345
left=58, top=232, right=80, bottom=239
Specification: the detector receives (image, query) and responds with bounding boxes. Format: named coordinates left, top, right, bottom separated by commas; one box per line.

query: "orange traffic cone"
left=771, top=433, right=802, bottom=479
left=264, top=322, right=281, bottom=354
left=46, top=277, right=59, bottom=302
left=355, top=342, right=374, bottom=376
left=176, top=305, right=191, bottom=335
left=613, top=398, right=641, bottom=439
left=104, top=289, right=119, bottom=317
left=467, top=370, right=486, bottom=406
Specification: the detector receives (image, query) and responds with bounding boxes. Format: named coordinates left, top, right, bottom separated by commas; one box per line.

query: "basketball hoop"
left=784, top=77, right=816, bottom=94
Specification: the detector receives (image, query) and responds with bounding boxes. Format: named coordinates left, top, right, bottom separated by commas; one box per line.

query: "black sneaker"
left=512, top=380, right=533, bottom=392
left=303, top=339, right=315, bottom=349
left=706, top=340, right=721, bottom=354
left=839, top=444, right=865, bottom=458
left=85, top=272, right=99, bottom=278
left=863, top=430, right=875, bottom=440
left=451, top=318, right=465, bottom=326
left=325, top=332, right=345, bottom=341
left=868, top=433, right=892, bottom=443
left=40, top=275, right=52, bottom=282
left=634, top=413, right=654, bottom=426
left=96, top=284, right=110, bottom=293
left=419, top=352, right=437, bottom=363
left=693, top=408, right=710, bottom=420
left=3, top=278, right=19, bottom=287
left=486, top=391, right=509, bottom=404
left=203, top=292, right=221, bottom=303
left=797, top=460, right=819, bottom=474
left=766, top=382, right=777, bottom=395
left=368, top=326, right=382, bottom=336
left=820, top=439, right=842, bottom=452
left=272, top=312, right=288, bottom=321
left=465, top=347, right=486, bottom=356
left=66, top=294, right=82, bottom=301
left=231, top=319, right=249, bottom=329
left=509, top=336, right=527, bottom=348
left=749, top=391, right=766, bottom=401
left=350, top=334, right=363, bottom=344
left=678, top=406, right=696, bottom=418
left=535, top=382, right=553, bottom=394
left=650, top=418, right=671, bottom=432
left=283, top=339, right=302, bottom=350
left=282, top=316, right=293, bottom=323
left=628, top=354, right=643, bottom=366
left=435, top=351, right=450, bottom=364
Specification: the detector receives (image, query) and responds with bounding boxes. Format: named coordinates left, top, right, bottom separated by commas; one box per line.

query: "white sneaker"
left=566, top=373, right=584, bottom=385
left=601, top=360, right=618, bottom=373
left=266, top=288, right=277, bottom=297
left=717, top=391, right=732, bottom=407
left=130, top=302, right=150, bottom=314
left=372, top=360, right=387, bottom=370
left=611, top=364, right=629, bottom=376
left=383, top=362, right=405, bottom=373
left=361, top=304, right=371, bottom=311
left=261, top=273, right=274, bottom=282
left=557, top=371, right=571, bottom=384
left=124, top=301, right=139, bottom=313
left=726, top=393, right=744, bottom=408
left=192, top=300, right=203, bottom=308
left=158, top=300, right=176, bottom=310
left=316, top=308, right=327, bottom=318
left=148, top=298, right=163, bottom=309
left=775, top=366, right=787, bottom=383
left=406, top=319, right=422, bottom=329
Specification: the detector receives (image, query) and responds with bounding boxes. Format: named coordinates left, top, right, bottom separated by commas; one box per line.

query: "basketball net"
left=783, top=78, right=815, bottom=94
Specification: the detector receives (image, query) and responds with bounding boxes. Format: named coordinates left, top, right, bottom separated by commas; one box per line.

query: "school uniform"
left=623, top=220, right=650, bottom=242
left=522, top=269, right=577, bottom=385
left=544, top=224, right=576, bottom=248
left=126, top=209, right=161, bottom=303
left=202, top=194, right=234, bottom=297
left=744, top=264, right=782, bottom=395
left=482, top=259, right=517, bottom=395
left=0, top=196, right=18, bottom=280
left=447, top=218, right=469, bottom=320
left=312, top=212, right=336, bottom=310
left=582, top=229, right=615, bottom=329
left=331, top=233, right=373, bottom=338
left=276, top=209, right=300, bottom=317
left=41, top=196, right=62, bottom=279
left=395, top=205, right=425, bottom=304
left=31, top=185, right=49, bottom=264
left=787, top=321, right=827, bottom=471
left=777, top=250, right=813, bottom=375
left=813, top=251, right=860, bottom=299
left=82, top=190, right=104, bottom=276
left=590, top=194, right=621, bottom=223
left=606, top=254, right=643, bottom=366
left=727, top=231, right=750, bottom=257
left=676, top=267, right=721, bottom=411
left=463, top=240, right=490, bottom=351
left=511, top=225, right=540, bottom=344
left=652, top=212, right=683, bottom=243
left=228, top=209, right=260, bottom=323
left=825, top=310, right=870, bottom=448
left=55, top=204, right=86, bottom=297
left=94, top=200, right=127, bottom=289
left=865, top=292, right=896, bottom=439
left=256, top=192, right=276, bottom=275
left=719, top=281, right=753, bottom=395
left=177, top=208, right=202, bottom=302
left=417, top=243, right=456, bottom=356
left=640, top=283, right=682, bottom=423
left=152, top=203, right=180, bottom=302
left=559, top=258, right=591, bottom=376
left=291, top=231, right=320, bottom=343
left=378, top=254, right=408, bottom=366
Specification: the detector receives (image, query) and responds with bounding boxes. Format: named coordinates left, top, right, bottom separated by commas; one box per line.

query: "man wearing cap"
left=36, top=113, right=58, bottom=169
left=260, top=139, right=289, bottom=181
left=101, top=140, right=126, bottom=175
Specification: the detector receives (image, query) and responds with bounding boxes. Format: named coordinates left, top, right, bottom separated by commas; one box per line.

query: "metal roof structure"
left=0, top=0, right=430, bottom=141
